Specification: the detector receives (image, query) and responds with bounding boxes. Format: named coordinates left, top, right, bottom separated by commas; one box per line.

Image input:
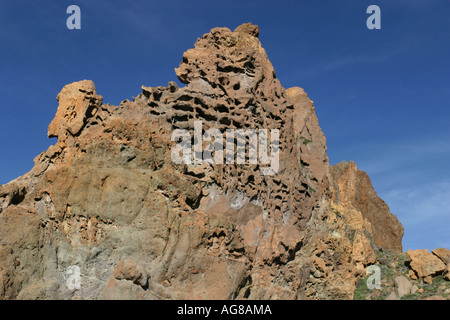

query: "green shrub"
left=300, top=137, right=312, bottom=145
left=354, top=277, right=372, bottom=300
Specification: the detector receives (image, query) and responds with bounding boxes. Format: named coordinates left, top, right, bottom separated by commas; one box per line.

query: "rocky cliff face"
left=0, top=23, right=432, bottom=300
left=331, top=161, right=404, bottom=253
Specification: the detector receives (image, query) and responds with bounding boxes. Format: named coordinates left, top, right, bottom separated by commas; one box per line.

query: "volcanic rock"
left=407, top=249, right=446, bottom=283
left=432, top=248, right=450, bottom=281
left=331, top=161, right=403, bottom=252
left=0, top=23, right=406, bottom=300
left=394, top=276, right=412, bottom=298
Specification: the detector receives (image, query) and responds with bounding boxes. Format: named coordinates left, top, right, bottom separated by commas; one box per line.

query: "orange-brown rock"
left=331, top=161, right=404, bottom=252
left=432, top=248, right=450, bottom=264
left=0, top=23, right=407, bottom=300
left=407, top=249, right=446, bottom=283
left=432, top=248, right=450, bottom=280
left=48, top=80, right=103, bottom=140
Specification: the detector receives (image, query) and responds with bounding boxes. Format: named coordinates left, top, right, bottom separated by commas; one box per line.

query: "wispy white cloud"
left=382, top=180, right=450, bottom=251
left=302, top=52, right=394, bottom=78
left=384, top=181, right=450, bottom=224
left=359, top=137, right=450, bottom=177
left=303, top=56, right=370, bottom=78
left=318, top=55, right=383, bottom=73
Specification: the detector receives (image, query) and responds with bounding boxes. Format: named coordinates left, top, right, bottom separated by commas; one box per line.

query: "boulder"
left=432, top=248, right=450, bottom=264
left=394, top=276, right=412, bottom=298
left=432, top=248, right=450, bottom=280
left=407, top=249, right=446, bottom=280
left=410, top=285, right=419, bottom=294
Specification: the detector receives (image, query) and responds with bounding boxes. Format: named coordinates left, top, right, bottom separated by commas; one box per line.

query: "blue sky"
left=0, top=0, right=448, bottom=251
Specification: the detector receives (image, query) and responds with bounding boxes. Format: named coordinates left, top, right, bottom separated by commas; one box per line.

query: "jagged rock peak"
left=48, top=80, right=103, bottom=140
left=234, top=22, right=260, bottom=38
left=175, top=22, right=273, bottom=91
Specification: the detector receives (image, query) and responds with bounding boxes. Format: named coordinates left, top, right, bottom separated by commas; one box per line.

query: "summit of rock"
left=48, top=80, right=103, bottom=139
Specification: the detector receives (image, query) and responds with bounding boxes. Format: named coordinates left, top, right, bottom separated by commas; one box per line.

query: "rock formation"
left=0, top=23, right=446, bottom=300
left=331, top=161, right=404, bottom=253
left=407, top=249, right=448, bottom=284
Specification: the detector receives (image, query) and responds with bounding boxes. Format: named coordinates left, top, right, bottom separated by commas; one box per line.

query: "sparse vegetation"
left=401, top=292, right=420, bottom=300
left=308, top=186, right=317, bottom=193
left=354, top=276, right=372, bottom=300
left=354, top=250, right=450, bottom=300
left=299, top=137, right=312, bottom=145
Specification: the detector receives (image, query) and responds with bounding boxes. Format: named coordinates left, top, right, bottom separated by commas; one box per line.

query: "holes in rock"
left=186, top=192, right=203, bottom=210
left=85, top=120, right=98, bottom=129
left=217, top=65, right=244, bottom=73
left=173, top=104, right=194, bottom=113
left=86, top=105, right=98, bottom=118
left=148, top=102, right=159, bottom=108
left=196, top=107, right=217, bottom=122
left=219, top=117, right=231, bottom=126
left=194, top=97, right=210, bottom=109
left=153, top=92, right=163, bottom=102
left=172, top=114, right=189, bottom=122
left=11, top=187, right=26, bottom=205
left=176, top=94, right=193, bottom=102
left=219, top=77, right=230, bottom=86
left=244, top=61, right=255, bottom=70
left=184, top=170, right=206, bottom=179
left=243, top=287, right=251, bottom=299
left=232, top=120, right=242, bottom=129
left=208, top=229, right=227, bottom=240
left=272, top=179, right=281, bottom=186
left=215, top=104, right=229, bottom=113
left=267, top=113, right=282, bottom=121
